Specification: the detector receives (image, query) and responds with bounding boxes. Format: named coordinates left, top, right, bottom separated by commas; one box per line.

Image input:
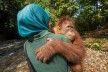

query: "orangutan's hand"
left=35, top=38, right=55, bottom=63
left=47, top=38, right=53, bottom=42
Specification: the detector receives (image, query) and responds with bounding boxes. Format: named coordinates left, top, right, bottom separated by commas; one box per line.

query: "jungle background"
left=0, top=0, right=108, bottom=72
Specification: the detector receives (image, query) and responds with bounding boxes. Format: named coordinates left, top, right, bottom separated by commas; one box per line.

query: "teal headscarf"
left=17, top=4, right=50, bottom=38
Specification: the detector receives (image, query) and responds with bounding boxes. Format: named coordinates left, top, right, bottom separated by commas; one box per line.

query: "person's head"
left=65, top=29, right=75, bottom=40
left=17, top=4, right=50, bottom=38
left=54, top=16, right=74, bottom=34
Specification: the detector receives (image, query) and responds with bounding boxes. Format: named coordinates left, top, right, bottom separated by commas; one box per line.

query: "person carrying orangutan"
left=36, top=16, right=86, bottom=72
left=17, top=3, right=76, bottom=72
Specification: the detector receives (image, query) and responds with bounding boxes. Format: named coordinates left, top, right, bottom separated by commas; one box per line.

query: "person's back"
left=17, top=4, right=71, bottom=72
left=25, top=30, right=70, bottom=72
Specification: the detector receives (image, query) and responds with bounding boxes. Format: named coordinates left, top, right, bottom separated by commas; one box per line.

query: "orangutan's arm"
left=36, top=29, right=85, bottom=63
left=48, top=29, right=85, bottom=63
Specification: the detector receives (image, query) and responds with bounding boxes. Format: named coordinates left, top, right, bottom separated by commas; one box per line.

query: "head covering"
left=17, top=4, right=50, bottom=38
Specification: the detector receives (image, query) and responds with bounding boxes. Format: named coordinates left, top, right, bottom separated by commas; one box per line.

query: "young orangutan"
left=52, top=17, right=83, bottom=72
left=36, top=16, right=85, bottom=72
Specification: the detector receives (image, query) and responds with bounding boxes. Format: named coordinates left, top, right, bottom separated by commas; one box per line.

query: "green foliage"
left=86, top=38, right=107, bottom=50
left=75, top=0, right=108, bottom=34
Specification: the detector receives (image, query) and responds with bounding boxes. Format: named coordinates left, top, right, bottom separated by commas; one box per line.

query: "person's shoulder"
left=57, top=34, right=71, bottom=43
left=48, top=32, right=65, bottom=38
left=48, top=32, right=71, bottom=43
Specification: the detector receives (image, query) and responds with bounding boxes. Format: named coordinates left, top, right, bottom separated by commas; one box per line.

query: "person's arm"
left=36, top=29, right=85, bottom=63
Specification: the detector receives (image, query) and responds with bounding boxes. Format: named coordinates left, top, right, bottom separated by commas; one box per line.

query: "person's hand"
left=35, top=38, right=55, bottom=63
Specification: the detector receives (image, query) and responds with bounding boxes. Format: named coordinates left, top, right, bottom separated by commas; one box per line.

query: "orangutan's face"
left=59, top=20, right=73, bottom=34
left=65, top=29, right=75, bottom=40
